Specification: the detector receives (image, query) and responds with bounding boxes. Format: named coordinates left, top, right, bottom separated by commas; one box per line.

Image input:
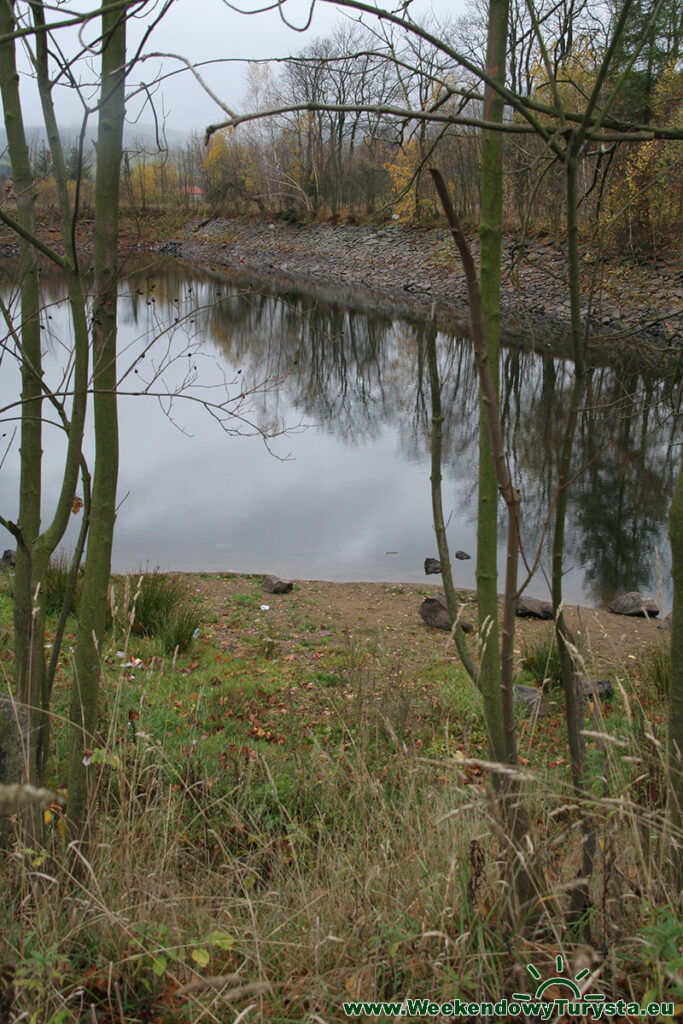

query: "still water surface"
left=0, top=260, right=678, bottom=609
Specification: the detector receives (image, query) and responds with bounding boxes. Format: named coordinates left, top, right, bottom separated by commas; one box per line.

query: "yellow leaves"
left=203, top=129, right=264, bottom=201
left=605, top=67, right=683, bottom=246
left=128, top=160, right=178, bottom=206
left=384, top=139, right=431, bottom=223
left=525, top=37, right=599, bottom=116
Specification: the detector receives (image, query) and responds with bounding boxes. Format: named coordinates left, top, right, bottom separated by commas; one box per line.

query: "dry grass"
left=0, top=572, right=680, bottom=1022
left=1, top=668, right=681, bottom=1022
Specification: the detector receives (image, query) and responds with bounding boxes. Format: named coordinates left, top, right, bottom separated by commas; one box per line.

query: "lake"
left=0, top=258, right=678, bottom=610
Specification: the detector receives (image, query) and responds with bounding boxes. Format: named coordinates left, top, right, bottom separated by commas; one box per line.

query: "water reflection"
left=0, top=259, right=678, bottom=609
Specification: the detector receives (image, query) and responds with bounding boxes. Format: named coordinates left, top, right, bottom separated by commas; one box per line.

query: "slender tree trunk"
left=476, top=0, right=510, bottom=765
left=68, top=0, right=126, bottom=841
left=425, top=321, right=478, bottom=684
left=0, top=2, right=45, bottom=836
left=669, top=447, right=683, bottom=891
left=30, top=0, right=91, bottom=784
left=0, top=8, right=93, bottom=844
left=552, top=147, right=595, bottom=928
left=431, top=170, right=533, bottom=910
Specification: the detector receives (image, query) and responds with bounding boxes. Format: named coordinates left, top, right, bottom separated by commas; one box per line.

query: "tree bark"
left=551, top=147, right=595, bottom=928
left=68, top=0, right=126, bottom=841
left=430, top=169, right=534, bottom=909
left=668, top=447, right=683, bottom=890
left=425, top=320, right=478, bottom=684
left=476, top=0, right=510, bottom=766
left=0, top=2, right=45, bottom=841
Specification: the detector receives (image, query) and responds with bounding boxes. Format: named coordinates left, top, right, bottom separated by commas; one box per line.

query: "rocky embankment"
left=165, top=218, right=682, bottom=361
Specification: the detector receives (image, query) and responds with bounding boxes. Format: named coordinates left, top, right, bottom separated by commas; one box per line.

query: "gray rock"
left=424, top=557, right=441, bottom=575
left=1, top=549, right=16, bottom=569
left=262, top=575, right=293, bottom=594
left=455, top=550, right=471, bottom=561
left=658, top=613, right=672, bottom=631
left=582, top=678, right=614, bottom=700
left=0, top=695, right=29, bottom=787
left=420, top=594, right=472, bottom=633
left=516, top=595, right=554, bottom=620
left=608, top=592, right=659, bottom=617
left=158, top=240, right=182, bottom=257
left=513, top=684, right=546, bottom=717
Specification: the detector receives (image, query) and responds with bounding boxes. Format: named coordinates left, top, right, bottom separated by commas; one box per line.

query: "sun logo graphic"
left=513, top=954, right=605, bottom=1008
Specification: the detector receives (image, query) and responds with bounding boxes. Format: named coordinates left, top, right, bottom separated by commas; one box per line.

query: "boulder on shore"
left=424, top=557, right=441, bottom=575
left=582, top=678, right=614, bottom=700
left=262, top=575, right=293, bottom=594
left=608, top=592, right=659, bottom=617
left=1, top=549, right=16, bottom=569
left=420, top=594, right=472, bottom=633
left=516, top=595, right=554, bottom=620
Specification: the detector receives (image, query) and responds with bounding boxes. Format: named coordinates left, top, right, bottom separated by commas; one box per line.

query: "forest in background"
left=11, top=0, right=680, bottom=255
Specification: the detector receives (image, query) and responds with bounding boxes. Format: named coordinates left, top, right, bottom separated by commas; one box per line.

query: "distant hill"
left=0, top=122, right=190, bottom=157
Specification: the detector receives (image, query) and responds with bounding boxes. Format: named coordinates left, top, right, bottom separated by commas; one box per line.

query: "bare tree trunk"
left=552, top=147, right=595, bottom=929
left=425, top=320, right=478, bottom=683
left=431, top=169, right=533, bottom=909
left=476, top=0, right=510, bottom=766
left=0, top=2, right=46, bottom=843
left=668, top=447, right=683, bottom=890
left=1, top=6, right=92, bottom=830
left=68, top=0, right=126, bottom=842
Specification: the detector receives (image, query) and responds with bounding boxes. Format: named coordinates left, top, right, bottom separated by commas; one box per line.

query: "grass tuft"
left=43, top=551, right=80, bottom=618
left=111, top=571, right=201, bottom=653
left=649, top=644, right=670, bottom=697
left=521, top=630, right=563, bottom=687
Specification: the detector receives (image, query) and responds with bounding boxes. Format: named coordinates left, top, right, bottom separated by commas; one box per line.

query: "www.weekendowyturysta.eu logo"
left=342, top=953, right=675, bottom=1018
left=508, top=954, right=673, bottom=1018
left=516, top=953, right=598, bottom=1002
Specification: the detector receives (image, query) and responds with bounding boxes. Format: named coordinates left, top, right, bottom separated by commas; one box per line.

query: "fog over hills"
left=0, top=122, right=191, bottom=159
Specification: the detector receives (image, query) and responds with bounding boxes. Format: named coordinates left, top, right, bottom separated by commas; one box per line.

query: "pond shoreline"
left=185, top=572, right=669, bottom=677
left=158, top=216, right=681, bottom=363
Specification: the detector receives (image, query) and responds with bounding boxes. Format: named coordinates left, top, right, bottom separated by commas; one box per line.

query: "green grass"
left=232, top=591, right=261, bottom=609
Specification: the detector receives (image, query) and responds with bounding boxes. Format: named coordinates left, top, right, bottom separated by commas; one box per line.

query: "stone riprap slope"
left=171, top=218, right=682, bottom=360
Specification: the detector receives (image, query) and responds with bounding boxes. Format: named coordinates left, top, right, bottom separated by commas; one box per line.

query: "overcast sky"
left=14, top=0, right=469, bottom=137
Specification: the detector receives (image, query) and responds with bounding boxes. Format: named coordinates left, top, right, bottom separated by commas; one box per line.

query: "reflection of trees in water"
left=119, top=264, right=680, bottom=604
left=205, top=285, right=397, bottom=444
left=571, top=369, right=680, bottom=605
left=497, top=353, right=679, bottom=604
